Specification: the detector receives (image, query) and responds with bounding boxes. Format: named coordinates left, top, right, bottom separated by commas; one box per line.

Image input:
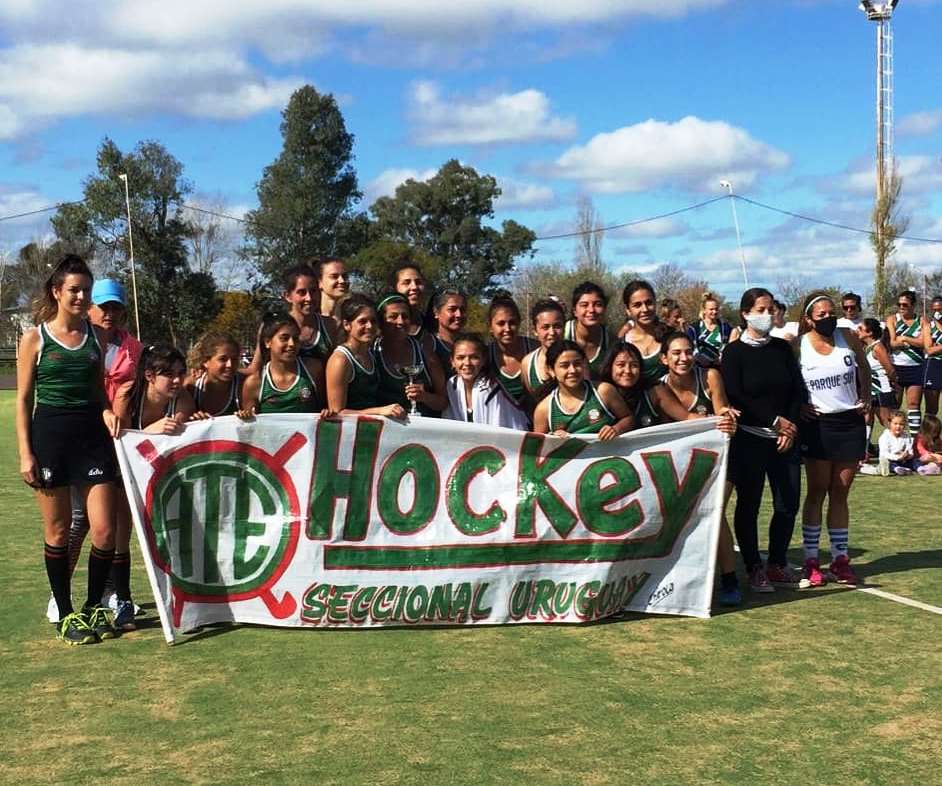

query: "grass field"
left=1, top=390, right=940, bottom=786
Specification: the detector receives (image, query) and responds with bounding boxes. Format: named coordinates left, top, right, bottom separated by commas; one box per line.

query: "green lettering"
left=552, top=582, right=577, bottom=616
left=446, top=447, right=507, bottom=535
left=515, top=434, right=585, bottom=538
left=508, top=581, right=531, bottom=620
left=452, top=582, right=472, bottom=623
left=644, top=449, right=718, bottom=547
left=302, top=584, right=329, bottom=623
left=377, top=445, right=440, bottom=534
left=371, top=585, right=397, bottom=621
left=577, top=457, right=642, bottom=536
left=530, top=579, right=556, bottom=620
left=326, top=585, right=356, bottom=624
left=349, top=586, right=376, bottom=624
left=574, top=581, right=600, bottom=620
left=404, top=585, right=429, bottom=623
left=471, top=582, right=492, bottom=620
left=425, top=583, right=453, bottom=622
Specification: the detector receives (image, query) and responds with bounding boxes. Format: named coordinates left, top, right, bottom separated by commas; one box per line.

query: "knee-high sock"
left=45, top=543, right=72, bottom=620
left=85, top=546, right=114, bottom=609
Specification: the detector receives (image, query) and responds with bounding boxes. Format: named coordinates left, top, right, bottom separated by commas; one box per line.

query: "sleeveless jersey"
left=376, top=336, right=434, bottom=414
left=662, top=367, right=712, bottom=415
left=548, top=381, right=615, bottom=435
left=258, top=361, right=318, bottom=414
left=690, top=319, right=730, bottom=364
left=35, top=321, right=101, bottom=407
left=336, top=346, right=380, bottom=411
left=865, top=343, right=892, bottom=396
left=526, top=348, right=550, bottom=390
left=490, top=337, right=538, bottom=405
left=193, top=374, right=240, bottom=416
left=891, top=317, right=923, bottom=366
left=640, top=349, right=667, bottom=383
left=298, top=313, right=335, bottom=362
left=928, top=319, right=942, bottom=366
left=430, top=334, right=453, bottom=377
left=634, top=389, right=660, bottom=428
left=134, top=394, right=177, bottom=430
left=563, top=320, right=610, bottom=378
left=800, top=331, right=859, bottom=414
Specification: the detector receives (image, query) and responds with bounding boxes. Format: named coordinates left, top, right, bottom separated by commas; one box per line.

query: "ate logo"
left=137, top=433, right=305, bottom=626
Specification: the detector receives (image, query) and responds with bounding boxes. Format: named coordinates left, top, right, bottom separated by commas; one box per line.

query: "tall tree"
left=365, top=160, right=536, bottom=296
left=870, top=166, right=909, bottom=316
left=573, top=196, right=605, bottom=276
left=245, top=85, right=362, bottom=283
left=51, top=138, right=217, bottom=346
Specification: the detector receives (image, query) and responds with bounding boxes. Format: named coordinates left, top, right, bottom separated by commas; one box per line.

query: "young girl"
left=659, top=331, right=741, bottom=604
left=444, top=333, right=529, bottom=430
left=375, top=293, right=447, bottom=416
left=428, top=289, right=468, bottom=373
left=563, top=282, right=612, bottom=379
left=315, top=257, right=350, bottom=322
left=488, top=294, right=538, bottom=409
left=533, top=341, right=632, bottom=440
left=878, top=411, right=918, bottom=476
left=686, top=291, right=738, bottom=368
left=915, top=414, right=942, bottom=475
left=620, top=280, right=668, bottom=384
left=188, top=332, right=242, bottom=418
left=241, top=314, right=326, bottom=415
left=522, top=298, right=566, bottom=395
left=17, top=256, right=121, bottom=644
left=325, top=295, right=405, bottom=418
left=885, top=289, right=925, bottom=432
left=923, top=295, right=942, bottom=417
left=798, top=292, right=870, bottom=586
left=118, top=344, right=195, bottom=432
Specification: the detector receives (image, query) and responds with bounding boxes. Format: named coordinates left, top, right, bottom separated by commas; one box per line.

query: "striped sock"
left=829, top=528, right=850, bottom=561
left=802, top=524, right=821, bottom=561
left=907, top=409, right=922, bottom=432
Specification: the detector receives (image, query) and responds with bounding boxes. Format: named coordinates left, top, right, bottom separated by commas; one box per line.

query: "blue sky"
left=1, top=0, right=940, bottom=300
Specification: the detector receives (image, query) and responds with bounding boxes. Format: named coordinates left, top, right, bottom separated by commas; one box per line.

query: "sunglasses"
left=842, top=304, right=858, bottom=311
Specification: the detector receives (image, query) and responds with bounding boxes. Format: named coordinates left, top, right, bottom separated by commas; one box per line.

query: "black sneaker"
left=57, top=612, right=97, bottom=645
left=83, top=605, right=117, bottom=640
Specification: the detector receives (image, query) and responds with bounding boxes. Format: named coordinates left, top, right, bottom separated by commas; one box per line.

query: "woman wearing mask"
left=797, top=292, right=870, bottom=586
left=923, top=295, right=942, bottom=417
left=721, top=288, right=805, bottom=594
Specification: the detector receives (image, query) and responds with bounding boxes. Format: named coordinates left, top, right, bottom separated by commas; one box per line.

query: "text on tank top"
left=800, top=331, right=859, bottom=414
left=548, top=381, right=615, bottom=435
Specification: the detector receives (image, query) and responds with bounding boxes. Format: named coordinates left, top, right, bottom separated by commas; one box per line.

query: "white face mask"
left=745, top=312, right=772, bottom=335
left=934, top=310, right=942, bottom=321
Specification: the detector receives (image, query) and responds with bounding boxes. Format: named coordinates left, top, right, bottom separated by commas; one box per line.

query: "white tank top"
left=800, top=330, right=859, bottom=414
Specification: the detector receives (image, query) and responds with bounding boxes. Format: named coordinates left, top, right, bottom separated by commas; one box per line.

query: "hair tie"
left=377, top=294, right=407, bottom=312
left=804, top=295, right=831, bottom=316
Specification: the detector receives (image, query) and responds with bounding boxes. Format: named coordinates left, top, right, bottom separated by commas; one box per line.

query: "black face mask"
left=813, top=316, right=837, bottom=337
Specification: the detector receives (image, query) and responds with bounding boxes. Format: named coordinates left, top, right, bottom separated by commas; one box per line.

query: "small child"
left=877, top=411, right=918, bottom=476
left=915, top=414, right=942, bottom=476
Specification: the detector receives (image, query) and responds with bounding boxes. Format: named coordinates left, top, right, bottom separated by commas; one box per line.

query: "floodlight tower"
left=859, top=0, right=899, bottom=201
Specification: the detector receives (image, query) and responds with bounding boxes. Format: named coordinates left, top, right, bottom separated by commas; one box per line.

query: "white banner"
left=115, top=415, right=728, bottom=644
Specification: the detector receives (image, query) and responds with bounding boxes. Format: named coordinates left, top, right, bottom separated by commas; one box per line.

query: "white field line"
left=856, top=587, right=942, bottom=616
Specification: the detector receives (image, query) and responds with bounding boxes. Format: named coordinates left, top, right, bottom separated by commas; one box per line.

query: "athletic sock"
left=720, top=571, right=738, bottom=591
left=829, top=528, right=849, bottom=562
left=802, top=524, right=821, bottom=561
left=907, top=409, right=922, bottom=432
left=111, top=552, right=132, bottom=602
left=67, top=516, right=89, bottom=577
left=85, top=546, right=115, bottom=609
left=44, top=543, right=73, bottom=620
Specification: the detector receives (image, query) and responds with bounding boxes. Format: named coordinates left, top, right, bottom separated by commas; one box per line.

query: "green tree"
left=245, top=85, right=362, bottom=283
left=870, top=166, right=910, bottom=316
left=51, top=138, right=217, bottom=346
left=365, top=160, right=536, bottom=296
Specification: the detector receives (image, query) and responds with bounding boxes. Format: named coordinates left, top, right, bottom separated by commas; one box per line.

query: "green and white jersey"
left=865, top=343, right=892, bottom=396
left=548, top=381, right=615, bottom=435
left=490, top=337, right=538, bottom=405
left=640, top=350, right=667, bottom=384
left=35, top=321, right=102, bottom=407
left=298, top=314, right=335, bottom=362
left=526, top=348, right=550, bottom=390
left=662, top=368, right=712, bottom=415
left=258, top=361, right=318, bottom=414
left=891, top=317, right=924, bottom=366
left=563, top=320, right=611, bottom=378
left=928, top=320, right=942, bottom=366
left=376, top=335, right=435, bottom=415
left=634, top=388, right=660, bottom=428
left=336, top=346, right=380, bottom=411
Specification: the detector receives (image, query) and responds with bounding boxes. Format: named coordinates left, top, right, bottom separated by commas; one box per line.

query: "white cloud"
left=609, top=217, right=690, bottom=239
left=838, top=155, right=942, bottom=196
left=495, top=178, right=555, bottom=210
left=898, top=109, right=942, bottom=137
left=364, top=167, right=438, bottom=206
left=409, top=81, right=576, bottom=146
left=545, top=116, right=790, bottom=193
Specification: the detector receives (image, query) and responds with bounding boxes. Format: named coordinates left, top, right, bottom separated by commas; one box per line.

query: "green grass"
left=1, top=390, right=939, bottom=785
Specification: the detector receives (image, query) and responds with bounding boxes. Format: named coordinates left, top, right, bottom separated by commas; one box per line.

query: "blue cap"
left=91, top=279, right=127, bottom=306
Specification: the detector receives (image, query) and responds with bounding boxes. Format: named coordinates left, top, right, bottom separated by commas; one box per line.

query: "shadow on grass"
left=855, top=549, right=942, bottom=579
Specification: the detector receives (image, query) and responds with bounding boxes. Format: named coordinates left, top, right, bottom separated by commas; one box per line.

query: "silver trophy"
left=400, top=363, right=425, bottom=416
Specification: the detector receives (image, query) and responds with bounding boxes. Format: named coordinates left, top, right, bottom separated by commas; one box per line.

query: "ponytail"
left=32, top=254, right=93, bottom=325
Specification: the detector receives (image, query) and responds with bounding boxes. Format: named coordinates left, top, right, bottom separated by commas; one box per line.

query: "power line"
left=0, top=200, right=84, bottom=223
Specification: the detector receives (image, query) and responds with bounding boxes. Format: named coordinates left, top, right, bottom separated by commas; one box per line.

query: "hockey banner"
left=114, top=414, right=728, bottom=644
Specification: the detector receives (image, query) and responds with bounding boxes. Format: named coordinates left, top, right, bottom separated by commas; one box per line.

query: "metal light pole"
left=118, top=173, right=141, bottom=339
left=720, top=180, right=749, bottom=288
left=859, top=1, right=899, bottom=202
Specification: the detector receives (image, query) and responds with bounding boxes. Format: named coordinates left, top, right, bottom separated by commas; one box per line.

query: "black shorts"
left=31, top=404, right=118, bottom=488
left=871, top=391, right=897, bottom=409
left=894, top=363, right=926, bottom=389
left=924, top=360, right=942, bottom=391
left=800, top=409, right=866, bottom=463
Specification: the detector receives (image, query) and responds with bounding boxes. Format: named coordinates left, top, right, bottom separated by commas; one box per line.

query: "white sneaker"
left=858, top=464, right=879, bottom=475
left=894, top=466, right=914, bottom=476
left=46, top=593, right=72, bottom=624
left=102, top=590, right=118, bottom=612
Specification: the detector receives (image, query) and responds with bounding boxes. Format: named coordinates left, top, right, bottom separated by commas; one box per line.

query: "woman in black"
left=721, top=288, right=805, bottom=595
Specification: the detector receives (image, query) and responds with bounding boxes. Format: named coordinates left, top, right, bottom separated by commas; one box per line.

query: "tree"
left=574, top=196, right=605, bottom=275
left=366, top=160, right=536, bottom=296
left=184, top=196, right=248, bottom=291
left=51, top=138, right=217, bottom=346
left=349, top=241, right=443, bottom=298
left=203, top=291, right=260, bottom=349
left=245, top=85, right=362, bottom=283
left=870, top=166, right=910, bottom=316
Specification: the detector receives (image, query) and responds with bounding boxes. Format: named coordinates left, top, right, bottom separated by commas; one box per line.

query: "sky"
left=1, top=0, right=941, bottom=300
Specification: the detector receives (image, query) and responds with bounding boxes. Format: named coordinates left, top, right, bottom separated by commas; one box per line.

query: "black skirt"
left=31, top=404, right=118, bottom=488
left=800, top=409, right=866, bottom=462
